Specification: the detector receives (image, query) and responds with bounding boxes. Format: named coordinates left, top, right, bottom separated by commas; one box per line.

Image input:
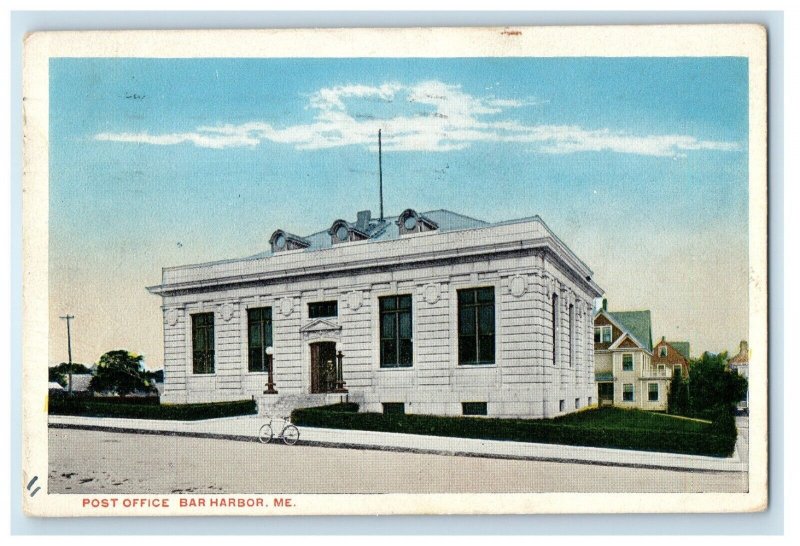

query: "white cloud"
left=94, top=81, right=741, bottom=157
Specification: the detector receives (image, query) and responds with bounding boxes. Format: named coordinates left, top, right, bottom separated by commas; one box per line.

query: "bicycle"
left=258, top=416, right=300, bottom=446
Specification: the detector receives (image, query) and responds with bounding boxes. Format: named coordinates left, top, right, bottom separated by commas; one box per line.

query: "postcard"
left=22, top=25, right=767, bottom=516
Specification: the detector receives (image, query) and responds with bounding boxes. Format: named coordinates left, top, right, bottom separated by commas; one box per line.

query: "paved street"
left=49, top=428, right=748, bottom=494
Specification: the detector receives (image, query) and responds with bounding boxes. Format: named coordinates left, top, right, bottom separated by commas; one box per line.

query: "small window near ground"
left=559, top=399, right=565, bottom=412
left=622, top=353, right=634, bottom=371
left=588, top=396, right=593, bottom=405
left=623, top=383, right=634, bottom=401
left=648, top=383, right=659, bottom=401
left=382, top=403, right=405, bottom=415
left=575, top=398, right=580, bottom=409
left=462, top=402, right=488, bottom=416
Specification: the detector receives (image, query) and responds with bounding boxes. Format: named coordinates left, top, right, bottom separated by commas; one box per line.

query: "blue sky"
left=48, top=56, right=749, bottom=367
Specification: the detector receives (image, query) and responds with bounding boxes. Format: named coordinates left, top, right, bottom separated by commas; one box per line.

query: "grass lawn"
left=292, top=404, right=737, bottom=457
left=48, top=396, right=257, bottom=421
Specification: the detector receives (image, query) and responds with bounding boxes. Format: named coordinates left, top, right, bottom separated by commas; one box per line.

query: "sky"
left=48, top=57, right=749, bottom=368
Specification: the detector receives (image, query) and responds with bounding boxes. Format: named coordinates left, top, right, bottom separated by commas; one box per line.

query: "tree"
left=667, top=371, right=690, bottom=416
left=48, top=362, right=91, bottom=387
left=687, top=351, right=748, bottom=416
left=89, top=350, right=155, bottom=396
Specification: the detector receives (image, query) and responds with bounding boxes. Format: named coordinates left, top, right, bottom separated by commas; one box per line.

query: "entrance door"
left=598, top=382, right=614, bottom=406
left=310, top=342, right=337, bottom=394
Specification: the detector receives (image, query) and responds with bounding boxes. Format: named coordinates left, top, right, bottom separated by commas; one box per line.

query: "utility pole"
left=59, top=314, right=75, bottom=394
left=378, top=129, right=384, bottom=222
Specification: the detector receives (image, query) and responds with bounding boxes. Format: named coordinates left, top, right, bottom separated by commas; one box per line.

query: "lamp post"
left=334, top=350, right=348, bottom=393
left=263, top=346, right=278, bottom=394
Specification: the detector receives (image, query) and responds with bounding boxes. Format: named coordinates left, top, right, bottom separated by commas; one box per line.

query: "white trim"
left=608, top=331, right=648, bottom=352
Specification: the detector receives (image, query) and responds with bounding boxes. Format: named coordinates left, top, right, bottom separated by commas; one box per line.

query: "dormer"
left=396, top=208, right=439, bottom=235
left=269, top=229, right=310, bottom=253
left=328, top=219, right=369, bottom=245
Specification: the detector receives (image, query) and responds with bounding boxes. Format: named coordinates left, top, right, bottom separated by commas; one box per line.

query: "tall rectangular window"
left=568, top=304, right=574, bottom=367
left=622, top=353, right=634, bottom=371
left=192, top=312, right=215, bottom=374
left=551, top=294, right=559, bottom=366
left=248, top=307, right=273, bottom=372
left=648, top=383, right=659, bottom=401
left=308, top=301, right=338, bottom=319
left=623, top=383, right=634, bottom=401
left=379, top=295, right=413, bottom=368
left=458, top=287, right=495, bottom=365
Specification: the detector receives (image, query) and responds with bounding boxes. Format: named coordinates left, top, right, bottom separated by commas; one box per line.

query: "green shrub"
left=291, top=404, right=737, bottom=458
left=49, top=397, right=256, bottom=420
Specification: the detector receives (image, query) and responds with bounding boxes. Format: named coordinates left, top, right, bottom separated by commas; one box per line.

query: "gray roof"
left=248, top=209, right=489, bottom=259
left=608, top=310, right=653, bottom=352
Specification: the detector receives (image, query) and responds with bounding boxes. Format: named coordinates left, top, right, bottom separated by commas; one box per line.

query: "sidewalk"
left=48, top=414, right=747, bottom=473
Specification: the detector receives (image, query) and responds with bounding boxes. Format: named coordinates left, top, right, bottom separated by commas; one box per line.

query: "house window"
left=382, top=403, right=405, bottom=415
left=247, top=307, right=273, bottom=372
left=673, top=365, right=682, bottom=377
left=379, top=295, right=413, bottom=368
left=458, top=287, right=495, bottom=365
left=594, top=325, right=612, bottom=343
left=648, top=383, right=659, bottom=401
left=551, top=293, right=559, bottom=366
left=623, top=383, right=634, bottom=401
left=308, top=301, right=338, bottom=319
left=588, top=396, right=593, bottom=405
left=575, top=398, right=580, bottom=409
left=559, top=399, right=565, bottom=412
left=659, top=364, right=666, bottom=376
left=659, top=345, right=668, bottom=357
left=622, top=353, right=634, bottom=371
left=568, top=304, right=574, bottom=367
left=191, top=313, right=215, bottom=374
left=462, top=402, right=488, bottom=416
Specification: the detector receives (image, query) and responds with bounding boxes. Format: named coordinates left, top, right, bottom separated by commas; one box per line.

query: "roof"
left=248, top=209, right=488, bottom=259
left=68, top=374, right=94, bottom=392
left=607, top=310, right=653, bottom=352
left=668, top=341, right=691, bottom=360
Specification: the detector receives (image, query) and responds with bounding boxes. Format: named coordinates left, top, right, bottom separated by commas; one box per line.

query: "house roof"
left=668, top=341, right=691, bottom=360
left=607, top=310, right=653, bottom=352
left=248, top=209, right=489, bottom=259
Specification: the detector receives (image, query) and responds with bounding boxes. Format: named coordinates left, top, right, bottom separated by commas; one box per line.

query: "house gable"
left=652, top=339, right=689, bottom=366
left=609, top=332, right=647, bottom=352
left=593, top=312, right=624, bottom=350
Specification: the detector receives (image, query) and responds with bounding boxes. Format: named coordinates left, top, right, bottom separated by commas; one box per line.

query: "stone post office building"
left=147, top=208, right=603, bottom=418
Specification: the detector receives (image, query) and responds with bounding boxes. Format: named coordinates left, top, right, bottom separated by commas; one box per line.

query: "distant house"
left=594, top=303, right=669, bottom=411
left=652, top=336, right=690, bottom=378
left=66, top=373, right=93, bottom=393
left=48, top=382, right=65, bottom=394
left=728, top=340, right=749, bottom=411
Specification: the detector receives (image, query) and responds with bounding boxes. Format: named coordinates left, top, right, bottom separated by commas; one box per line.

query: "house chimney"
left=740, top=340, right=748, bottom=354
left=356, top=210, right=371, bottom=230
left=662, top=336, right=666, bottom=343
left=602, top=298, right=607, bottom=311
